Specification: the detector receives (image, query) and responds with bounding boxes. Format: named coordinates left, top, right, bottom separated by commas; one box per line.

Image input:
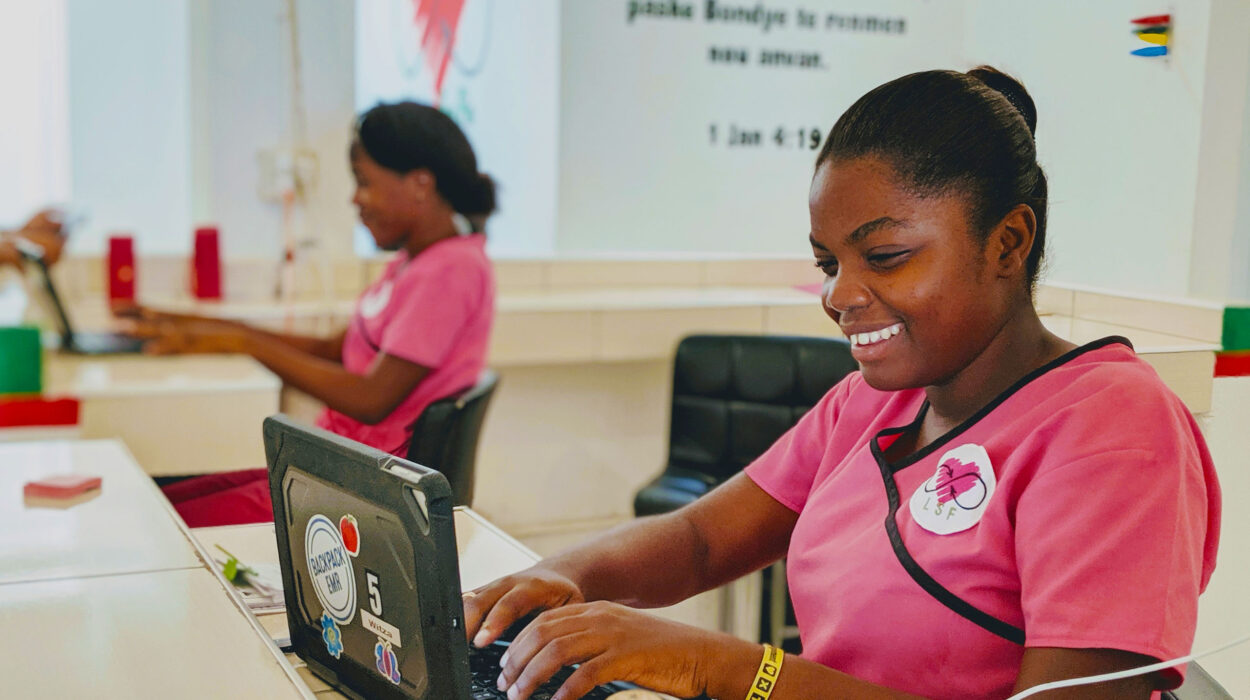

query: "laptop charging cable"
left=1006, top=630, right=1250, bottom=699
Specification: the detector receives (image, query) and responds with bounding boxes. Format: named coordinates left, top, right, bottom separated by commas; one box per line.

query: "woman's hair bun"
left=471, top=173, right=497, bottom=216
left=968, top=65, right=1037, bottom=136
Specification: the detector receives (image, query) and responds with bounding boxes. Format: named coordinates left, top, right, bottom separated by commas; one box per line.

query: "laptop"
left=264, top=415, right=631, bottom=700
left=19, top=251, right=144, bottom=354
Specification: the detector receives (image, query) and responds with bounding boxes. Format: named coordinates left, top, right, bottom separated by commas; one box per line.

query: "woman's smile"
left=844, top=322, right=905, bottom=361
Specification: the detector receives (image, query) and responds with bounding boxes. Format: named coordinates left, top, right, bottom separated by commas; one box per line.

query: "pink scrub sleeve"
left=378, top=246, right=487, bottom=369
left=1014, top=397, right=1220, bottom=686
left=746, top=374, right=859, bottom=512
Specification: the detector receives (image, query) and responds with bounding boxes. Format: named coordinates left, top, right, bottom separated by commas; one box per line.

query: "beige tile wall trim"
left=53, top=254, right=1227, bottom=349
left=1034, top=285, right=1074, bottom=317
left=1071, top=290, right=1223, bottom=344
left=595, top=306, right=765, bottom=362
left=1137, top=351, right=1216, bottom=414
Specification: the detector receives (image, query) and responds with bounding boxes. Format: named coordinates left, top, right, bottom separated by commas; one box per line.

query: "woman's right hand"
left=462, top=565, right=586, bottom=649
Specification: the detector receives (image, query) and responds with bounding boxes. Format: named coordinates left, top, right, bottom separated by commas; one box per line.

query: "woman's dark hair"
left=354, top=101, right=497, bottom=218
left=816, top=66, right=1047, bottom=290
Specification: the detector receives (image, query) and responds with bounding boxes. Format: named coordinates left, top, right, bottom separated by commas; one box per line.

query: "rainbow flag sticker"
left=1131, top=14, right=1170, bottom=57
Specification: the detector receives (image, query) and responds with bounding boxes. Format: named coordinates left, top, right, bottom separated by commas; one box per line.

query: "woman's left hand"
left=496, top=600, right=727, bottom=700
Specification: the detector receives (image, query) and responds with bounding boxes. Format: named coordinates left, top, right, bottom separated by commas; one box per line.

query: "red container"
left=191, top=226, right=222, bottom=300
left=107, top=234, right=136, bottom=302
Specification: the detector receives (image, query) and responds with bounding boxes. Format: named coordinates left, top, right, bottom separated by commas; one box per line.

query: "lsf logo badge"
left=910, top=443, right=995, bottom=535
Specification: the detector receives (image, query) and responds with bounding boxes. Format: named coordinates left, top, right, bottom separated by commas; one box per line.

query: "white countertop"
left=0, top=439, right=203, bottom=584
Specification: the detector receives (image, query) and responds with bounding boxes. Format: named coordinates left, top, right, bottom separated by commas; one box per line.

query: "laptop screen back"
left=265, top=415, right=472, bottom=700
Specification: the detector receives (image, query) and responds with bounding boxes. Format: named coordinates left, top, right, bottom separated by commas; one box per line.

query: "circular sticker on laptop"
left=305, top=514, right=357, bottom=624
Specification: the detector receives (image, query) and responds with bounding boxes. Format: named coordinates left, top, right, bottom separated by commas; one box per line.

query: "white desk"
left=44, top=354, right=281, bottom=476
left=0, top=440, right=202, bottom=584
left=0, top=568, right=308, bottom=698
left=194, top=508, right=543, bottom=654
left=0, top=439, right=309, bottom=697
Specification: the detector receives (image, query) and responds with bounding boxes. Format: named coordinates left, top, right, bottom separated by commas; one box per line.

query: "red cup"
left=191, top=226, right=222, bottom=300
left=107, top=235, right=135, bottom=303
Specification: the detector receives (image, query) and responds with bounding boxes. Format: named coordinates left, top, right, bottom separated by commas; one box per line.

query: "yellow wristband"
left=746, top=644, right=784, bottom=700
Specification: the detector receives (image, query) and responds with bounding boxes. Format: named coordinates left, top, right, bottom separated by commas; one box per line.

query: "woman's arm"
left=498, top=611, right=1159, bottom=700
left=244, top=326, right=346, bottom=362
left=119, top=307, right=345, bottom=362
left=465, top=473, right=798, bottom=645
left=236, top=327, right=425, bottom=424
left=136, top=319, right=423, bottom=424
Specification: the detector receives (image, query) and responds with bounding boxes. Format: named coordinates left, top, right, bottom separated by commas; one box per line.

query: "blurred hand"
left=463, top=566, right=586, bottom=649
left=496, top=601, right=716, bottom=700
left=15, top=209, right=65, bottom=265
left=122, top=315, right=246, bottom=355
left=111, top=304, right=216, bottom=325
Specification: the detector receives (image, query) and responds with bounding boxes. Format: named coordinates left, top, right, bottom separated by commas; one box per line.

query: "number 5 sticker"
left=366, top=570, right=382, bottom=616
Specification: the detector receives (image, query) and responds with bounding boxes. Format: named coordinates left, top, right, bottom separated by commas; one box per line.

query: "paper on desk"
left=217, top=559, right=286, bottom=614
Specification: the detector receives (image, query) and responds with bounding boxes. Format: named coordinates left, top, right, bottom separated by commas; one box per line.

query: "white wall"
left=0, top=0, right=69, bottom=225
left=354, top=0, right=561, bottom=257
left=965, top=0, right=1212, bottom=299
left=1189, top=0, right=1250, bottom=301
left=557, top=0, right=962, bottom=256
left=190, top=0, right=357, bottom=260
left=67, top=0, right=193, bottom=257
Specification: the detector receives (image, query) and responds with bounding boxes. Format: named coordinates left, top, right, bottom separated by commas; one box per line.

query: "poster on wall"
left=354, top=0, right=560, bottom=255
left=557, top=1, right=962, bottom=255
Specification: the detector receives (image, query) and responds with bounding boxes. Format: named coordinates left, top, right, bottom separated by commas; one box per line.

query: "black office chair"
left=632, top=335, right=856, bottom=646
left=1164, top=662, right=1233, bottom=699
left=405, top=369, right=499, bottom=508
left=634, top=334, right=856, bottom=516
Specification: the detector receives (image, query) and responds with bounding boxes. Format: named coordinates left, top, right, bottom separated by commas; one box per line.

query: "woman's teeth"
left=849, top=323, right=903, bottom=348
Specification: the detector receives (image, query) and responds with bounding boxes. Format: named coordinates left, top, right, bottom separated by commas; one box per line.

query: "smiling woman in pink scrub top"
left=458, top=67, right=1221, bottom=700
left=131, top=102, right=496, bottom=527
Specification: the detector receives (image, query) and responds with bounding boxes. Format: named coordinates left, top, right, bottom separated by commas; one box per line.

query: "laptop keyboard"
left=468, top=642, right=618, bottom=700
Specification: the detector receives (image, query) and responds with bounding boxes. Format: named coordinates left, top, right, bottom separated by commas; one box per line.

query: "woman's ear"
left=405, top=169, right=437, bottom=203
left=988, top=204, right=1036, bottom=280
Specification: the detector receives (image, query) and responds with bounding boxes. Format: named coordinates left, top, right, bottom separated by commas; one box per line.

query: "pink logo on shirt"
left=910, top=443, right=996, bottom=535
left=931, top=458, right=987, bottom=509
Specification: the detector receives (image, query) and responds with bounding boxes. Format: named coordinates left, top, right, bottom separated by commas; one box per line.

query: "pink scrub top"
left=317, top=233, right=494, bottom=455
left=746, top=337, right=1221, bottom=699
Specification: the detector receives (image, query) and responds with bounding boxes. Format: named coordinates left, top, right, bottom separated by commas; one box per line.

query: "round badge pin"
left=909, top=443, right=996, bottom=535
left=305, top=514, right=357, bottom=624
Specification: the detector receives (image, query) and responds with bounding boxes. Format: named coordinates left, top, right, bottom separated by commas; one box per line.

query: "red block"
left=191, top=226, right=222, bottom=300
left=24, top=474, right=101, bottom=499
left=0, top=397, right=80, bottom=427
left=1215, top=351, right=1250, bottom=377
left=107, top=235, right=135, bottom=302
left=1130, top=14, right=1171, bottom=25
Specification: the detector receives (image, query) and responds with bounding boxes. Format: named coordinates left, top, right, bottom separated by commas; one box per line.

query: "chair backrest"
left=666, top=335, right=857, bottom=483
left=1164, top=662, right=1234, bottom=700
left=405, top=369, right=499, bottom=507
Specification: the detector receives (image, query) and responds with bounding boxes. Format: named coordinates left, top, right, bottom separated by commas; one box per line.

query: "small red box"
left=191, top=226, right=222, bottom=300
left=24, top=474, right=101, bottom=499
left=107, top=235, right=136, bottom=302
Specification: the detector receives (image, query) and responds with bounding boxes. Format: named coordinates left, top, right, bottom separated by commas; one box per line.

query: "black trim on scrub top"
left=871, top=336, right=1133, bottom=645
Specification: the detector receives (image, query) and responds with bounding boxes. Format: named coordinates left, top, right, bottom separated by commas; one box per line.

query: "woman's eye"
left=867, top=250, right=909, bottom=267
left=814, top=259, right=838, bottom=276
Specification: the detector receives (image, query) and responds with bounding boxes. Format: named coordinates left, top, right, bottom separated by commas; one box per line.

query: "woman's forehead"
left=809, top=158, right=970, bottom=244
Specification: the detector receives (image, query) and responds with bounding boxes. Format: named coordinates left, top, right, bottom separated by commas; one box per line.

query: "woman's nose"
left=823, top=271, right=871, bottom=318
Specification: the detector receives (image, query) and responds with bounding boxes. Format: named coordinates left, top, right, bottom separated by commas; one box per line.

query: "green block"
left=0, top=326, right=42, bottom=395
left=1222, top=307, right=1250, bottom=352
